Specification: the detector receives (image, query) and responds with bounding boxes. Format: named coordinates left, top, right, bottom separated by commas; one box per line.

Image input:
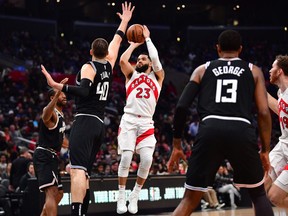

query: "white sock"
left=133, top=183, right=142, bottom=194
left=119, top=185, right=126, bottom=195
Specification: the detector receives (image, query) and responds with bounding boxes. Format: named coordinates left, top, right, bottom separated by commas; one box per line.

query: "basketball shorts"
left=269, top=141, right=288, bottom=179
left=33, top=147, right=62, bottom=191
left=185, top=118, right=264, bottom=192
left=118, top=114, right=156, bottom=154
left=69, top=114, right=104, bottom=176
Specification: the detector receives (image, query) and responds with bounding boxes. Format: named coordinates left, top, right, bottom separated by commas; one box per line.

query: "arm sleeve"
left=145, top=37, right=162, bottom=72
left=173, top=81, right=200, bottom=138
left=62, top=78, right=92, bottom=97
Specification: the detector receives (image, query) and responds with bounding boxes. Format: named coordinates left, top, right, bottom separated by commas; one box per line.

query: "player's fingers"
left=60, top=78, right=69, bottom=84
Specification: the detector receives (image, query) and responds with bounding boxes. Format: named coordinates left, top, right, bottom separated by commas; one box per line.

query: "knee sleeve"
left=137, top=147, right=154, bottom=179
left=118, top=150, right=133, bottom=177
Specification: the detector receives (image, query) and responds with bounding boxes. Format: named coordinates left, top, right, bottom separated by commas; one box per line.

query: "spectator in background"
left=0, top=153, right=8, bottom=177
left=0, top=131, right=8, bottom=152
left=214, top=166, right=241, bottom=208
left=18, top=161, right=35, bottom=192
left=9, top=124, right=23, bottom=146
left=202, top=187, right=225, bottom=210
left=9, top=147, right=32, bottom=192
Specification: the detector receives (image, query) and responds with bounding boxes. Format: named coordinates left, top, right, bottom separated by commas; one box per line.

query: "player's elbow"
left=119, top=57, right=128, bottom=66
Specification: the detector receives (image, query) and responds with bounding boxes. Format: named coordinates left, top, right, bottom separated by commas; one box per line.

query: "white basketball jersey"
left=124, top=71, right=161, bottom=117
left=278, top=89, right=288, bottom=145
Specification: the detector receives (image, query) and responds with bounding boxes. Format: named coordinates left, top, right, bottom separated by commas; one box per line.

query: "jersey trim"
left=36, top=146, right=57, bottom=155
left=202, top=115, right=251, bottom=124
left=234, top=177, right=265, bottom=188
left=75, top=113, right=103, bottom=123
left=48, top=109, right=59, bottom=130
left=184, top=183, right=208, bottom=192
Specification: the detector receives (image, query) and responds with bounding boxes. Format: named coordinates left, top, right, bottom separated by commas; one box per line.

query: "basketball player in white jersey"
left=265, top=55, right=288, bottom=208
left=116, top=25, right=165, bottom=214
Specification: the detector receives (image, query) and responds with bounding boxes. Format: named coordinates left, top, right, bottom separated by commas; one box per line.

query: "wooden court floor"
left=136, top=207, right=288, bottom=216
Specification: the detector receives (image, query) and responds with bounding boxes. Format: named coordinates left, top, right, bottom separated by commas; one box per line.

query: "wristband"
left=115, top=30, right=125, bottom=39
left=62, top=84, right=68, bottom=93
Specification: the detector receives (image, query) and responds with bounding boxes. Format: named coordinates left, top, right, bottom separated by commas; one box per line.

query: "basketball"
left=126, top=24, right=145, bottom=43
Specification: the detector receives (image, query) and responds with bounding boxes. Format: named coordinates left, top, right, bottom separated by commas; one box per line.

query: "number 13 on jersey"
left=215, top=79, right=238, bottom=103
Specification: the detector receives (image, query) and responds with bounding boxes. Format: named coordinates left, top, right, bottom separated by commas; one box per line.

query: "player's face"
left=57, top=92, right=67, bottom=107
left=136, top=54, right=150, bottom=73
left=269, top=60, right=281, bottom=85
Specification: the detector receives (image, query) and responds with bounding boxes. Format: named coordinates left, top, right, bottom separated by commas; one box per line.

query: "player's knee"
left=267, top=190, right=282, bottom=206
left=118, top=151, right=133, bottom=177
left=137, top=156, right=153, bottom=179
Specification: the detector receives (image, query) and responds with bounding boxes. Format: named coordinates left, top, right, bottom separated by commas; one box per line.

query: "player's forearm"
left=258, top=110, right=272, bottom=153
left=62, top=78, right=91, bottom=97
left=120, top=44, right=136, bottom=63
left=42, top=91, right=61, bottom=122
left=145, top=38, right=162, bottom=72
left=267, top=92, right=279, bottom=115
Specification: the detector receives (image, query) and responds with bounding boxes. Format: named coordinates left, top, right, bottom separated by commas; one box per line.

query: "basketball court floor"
left=136, top=207, right=288, bottom=216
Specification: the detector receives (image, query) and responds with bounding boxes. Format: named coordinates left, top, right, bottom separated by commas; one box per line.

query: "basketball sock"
left=248, top=185, right=274, bottom=216
left=133, top=183, right=142, bottom=194
left=71, top=202, right=82, bottom=216
left=81, top=189, right=90, bottom=216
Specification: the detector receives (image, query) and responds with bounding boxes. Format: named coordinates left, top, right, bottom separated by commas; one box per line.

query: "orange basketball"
left=126, top=24, right=145, bottom=43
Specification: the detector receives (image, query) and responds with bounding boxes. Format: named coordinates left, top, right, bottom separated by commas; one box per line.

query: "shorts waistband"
left=202, top=115, right=251, bottom=124
left=36, top=146, right=58, bottom=155
left=125, top=113, right=152, bottom=119
left=75, top=113, right=103, bottom=123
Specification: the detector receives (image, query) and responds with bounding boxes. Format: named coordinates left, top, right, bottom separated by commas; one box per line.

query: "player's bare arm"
left=119, top=42, right=142, bottom=82
left=80, top=63, right=95, bottom=82
left=253, top=65, right=272, bottom=173
left=107, top=1, right=135, bottom=68
left=267, top=92, right=279, bottom=115
left=42, top=78, right=68, bottom=128
left=190, top=64, right=206, bottom=83
left=167, top=66, right=205, bottom=173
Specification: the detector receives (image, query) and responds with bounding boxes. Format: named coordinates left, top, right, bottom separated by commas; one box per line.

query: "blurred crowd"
left=0, top=30, right=286, bottom=206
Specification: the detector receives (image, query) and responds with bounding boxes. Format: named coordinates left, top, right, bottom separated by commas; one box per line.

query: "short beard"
left=136, top=64, right=149, bottom=73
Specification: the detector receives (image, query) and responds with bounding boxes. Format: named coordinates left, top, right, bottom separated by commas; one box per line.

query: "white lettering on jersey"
left=212, top=66, right=244, bottom=77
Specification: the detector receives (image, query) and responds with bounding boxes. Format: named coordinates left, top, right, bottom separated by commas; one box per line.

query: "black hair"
left=138, top=52, right=151, bottom=61
left=47, top=88, right=56, bottom=97
left=218, top=29, right=242, bottom=51
left=27, top=161, right=33, bottom=171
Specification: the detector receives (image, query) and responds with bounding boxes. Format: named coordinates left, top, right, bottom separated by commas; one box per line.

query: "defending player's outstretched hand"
left=167, top=138, right=187, bottom=173
left=41, top=64, right=66, bottom=91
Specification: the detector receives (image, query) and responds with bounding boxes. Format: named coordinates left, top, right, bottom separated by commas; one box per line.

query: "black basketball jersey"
left=197, top=58, right=255, bottom=122
left=38, top=109, right=65, bottom=151
left=75, top=60, right=112, bottom=120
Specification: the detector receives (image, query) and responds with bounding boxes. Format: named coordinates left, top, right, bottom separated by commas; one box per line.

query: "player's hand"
left=143, top=25, right=150, bottom=39
left=167, top=148, right=186, bottom=173
left=117, top=1, right=135, bottom=22
left=60, top=78, right=69, bottom=84
left=41, top=65, right=63, bottom=91
left=128, top=41, right=144, bottom=47
left=167, top=138, right=187, bottom=173
left=260, top=151, right=271, bottom=174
